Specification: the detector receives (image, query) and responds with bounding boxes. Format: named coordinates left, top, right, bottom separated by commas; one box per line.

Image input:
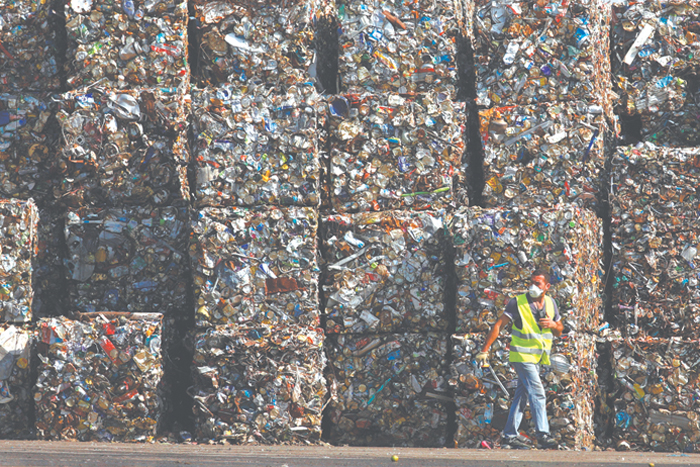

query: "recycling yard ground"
left=0, top=443, right=699, bottom=467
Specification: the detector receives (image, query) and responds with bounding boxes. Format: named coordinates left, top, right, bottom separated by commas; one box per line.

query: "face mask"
left=528, top=284, right=543, bottom=298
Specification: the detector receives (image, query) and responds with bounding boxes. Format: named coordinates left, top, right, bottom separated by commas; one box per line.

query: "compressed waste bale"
left=0, top=325, right=33, bottom=439
left=480, top=102, right=607, bottom=209
left=449, top=331, right=597, bottom=450
left=474, top=0, right=613, bottom=119
left=326, top=332, right=450, bottom=447
left=35, top=314, right=165, bottom=441
left=610, top=144, right=700, bottom=338
left=63, top=0, right=188, bottom=89
left=191, top=206, right=319, bottom=327
left=321, top=209, right=449, bottom=333
left=0, top=93, right=59, bottom=204
left=450, top=205, right=603, bottom=334
left=0, top=0, right=60, bottom=92
left=192, top=0, right=322, bottom=87
left=610, top=337, right=700, bottom=452
left=53, top=88, right=189, bottom=209
left=191, top=83, right=320, bottom=208
left=192, top=324, right=326, bottom=444
left=611, top=1, right=700, bottom=116
left=328, top=92, right=467, bottom=213
left=63, top=205, right=190, bottom=314
left=337, top=0, right=464, bottom=94
left=0, top=199, right=38, bottom=323
left=33, top=207, right=67, bottom=318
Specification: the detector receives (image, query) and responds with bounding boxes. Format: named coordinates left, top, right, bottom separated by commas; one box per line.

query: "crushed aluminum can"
left=0, top=93, right=59, bottom=204
left=191, top=83, right=320, bottom=208
left=191, top=324, right=326, bottom=444
left=321, top=209, right=450, bottom=333
left=192, top=0, right=322, bottom=87
left=63, top=205, right=190, bottom=314
left=450, top=331, right=598, bottom=450
left=611, top=1, right=700, bottom=117
left=328, top=91, right=467, bottom=213
left=326, top=332, right=449, bottom=447
left=450, top=206, right=603, bottom=334
left=35, top=314, right=166, bottom=441
left=53, top=88, right=189, bottom=209
left=0, top=0, right=60, bottom=92
left=474, top=0, right=614, bottom=122
left=191, top=206, right=319, bottom=327
left=480, top=101, right=608, bottom=210
left=609, top=336, right=700, bottom=452
left=63, top=0, right=189, bottom=89
left=610, top=144, right=700, bottom=338
left=0, top=324, right=33, bottom=439
left=0, top=198, right=38, bottom=323
left=337, top=0, right=464, bottom=95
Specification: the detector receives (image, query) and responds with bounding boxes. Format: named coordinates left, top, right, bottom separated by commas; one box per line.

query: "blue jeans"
left=502, top=361, right=549, bottom=439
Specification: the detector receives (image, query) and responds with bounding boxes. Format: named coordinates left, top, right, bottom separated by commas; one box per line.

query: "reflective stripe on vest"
left=509, top=293, right=554, bottom=365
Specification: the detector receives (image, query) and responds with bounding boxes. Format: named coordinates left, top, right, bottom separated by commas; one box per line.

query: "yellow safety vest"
left=509, top=293, right=555, bottom=365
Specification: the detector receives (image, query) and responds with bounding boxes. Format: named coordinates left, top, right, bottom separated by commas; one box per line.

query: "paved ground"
left=0, top=442, right=699, bottom=467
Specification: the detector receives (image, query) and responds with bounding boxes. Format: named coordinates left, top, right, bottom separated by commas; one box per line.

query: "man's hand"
left=475, top=352, right=489, bottom=364
left=539, top=317, right=564, bottom=337
left=538, top=317, right=556, bottom=329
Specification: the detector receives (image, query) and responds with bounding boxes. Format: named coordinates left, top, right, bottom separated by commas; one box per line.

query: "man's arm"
left=480, top=313, right=511, bottom=353
left=538, top=317, right=563, bottom=337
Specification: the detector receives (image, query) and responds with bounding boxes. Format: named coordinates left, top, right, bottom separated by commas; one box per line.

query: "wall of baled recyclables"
left=0, top=0, right=699, bottom=453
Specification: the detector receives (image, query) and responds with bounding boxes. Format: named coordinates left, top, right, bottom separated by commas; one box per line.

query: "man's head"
left=529, top=269, right=551, bottom=298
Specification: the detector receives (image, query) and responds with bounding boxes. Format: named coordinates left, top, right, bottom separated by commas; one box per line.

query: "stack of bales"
left=609, top=145, right=700, bottom=451
left=322, top=0, right=470, bottom=447
left=188, top=0, right=329, bottom=444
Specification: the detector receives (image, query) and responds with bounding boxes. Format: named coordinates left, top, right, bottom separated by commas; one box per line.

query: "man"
left=476, top=269, right=563, bottom=450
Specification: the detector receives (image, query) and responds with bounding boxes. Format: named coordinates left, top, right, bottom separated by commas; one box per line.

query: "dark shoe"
left=537, top=434, right=559, bottom=449
left=502, top=436, right=531, bottom=450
